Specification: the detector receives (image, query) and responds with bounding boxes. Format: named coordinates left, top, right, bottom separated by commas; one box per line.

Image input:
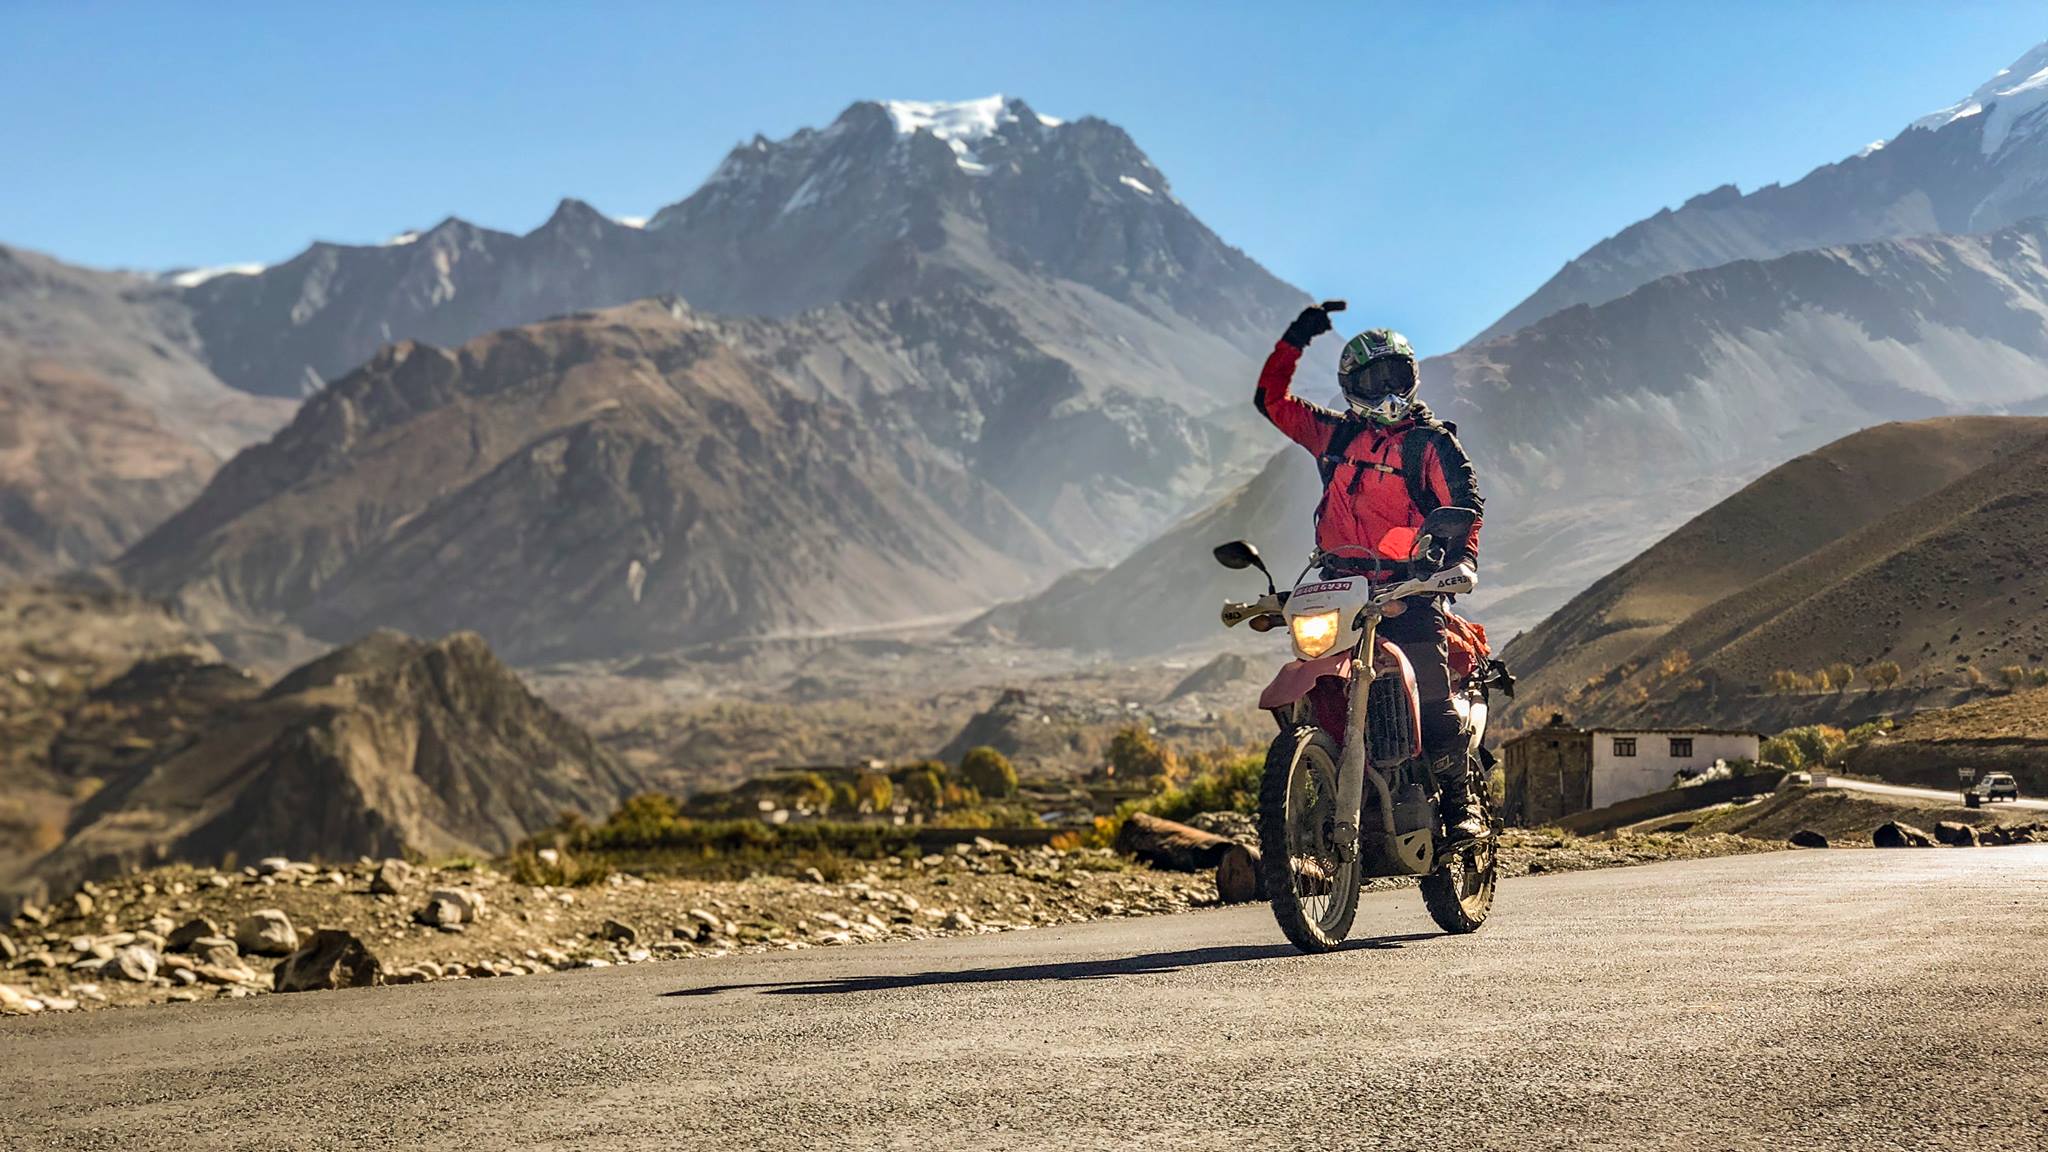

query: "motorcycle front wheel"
left=1258, top=726, right=1360, bottom=953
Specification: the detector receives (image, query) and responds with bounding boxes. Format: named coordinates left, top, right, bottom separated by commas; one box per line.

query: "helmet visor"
left=1343, top=357, right=1416, bottom=402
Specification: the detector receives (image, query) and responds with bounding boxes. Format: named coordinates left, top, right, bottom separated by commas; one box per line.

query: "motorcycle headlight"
left=1290, top=610, right=1340, bottom=659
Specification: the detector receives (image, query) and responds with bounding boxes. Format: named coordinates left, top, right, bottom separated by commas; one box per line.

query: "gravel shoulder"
left=3, top=829, right=1782, bottom=1016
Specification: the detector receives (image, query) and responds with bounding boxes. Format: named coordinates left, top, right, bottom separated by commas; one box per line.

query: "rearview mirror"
left=1212, top=540, right=1262, bottom=571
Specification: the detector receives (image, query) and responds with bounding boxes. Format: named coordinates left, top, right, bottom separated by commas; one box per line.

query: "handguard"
left=1221, top=592, right=1284, bottom=628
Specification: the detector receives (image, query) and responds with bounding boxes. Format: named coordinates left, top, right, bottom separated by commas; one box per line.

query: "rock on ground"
left=274, top=930, right=382, bottom=993
left=1874, top=821, right=1935, bottom=848
left=235, top=909, right=298, bottom=956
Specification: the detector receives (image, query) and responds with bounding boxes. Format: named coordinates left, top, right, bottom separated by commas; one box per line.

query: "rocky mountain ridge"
left=1477, top=39, right=2048, bottom=342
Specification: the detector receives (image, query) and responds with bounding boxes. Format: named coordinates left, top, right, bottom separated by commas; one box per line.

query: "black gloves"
left=1281, top=305, right=1334, bottom=349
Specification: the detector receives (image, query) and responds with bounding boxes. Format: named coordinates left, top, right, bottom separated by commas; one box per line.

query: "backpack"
left=1314, top=411, right=1460, bottom=525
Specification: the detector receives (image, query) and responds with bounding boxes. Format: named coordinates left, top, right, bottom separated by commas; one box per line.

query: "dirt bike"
left=1214, top=505, right=1514, bottom=952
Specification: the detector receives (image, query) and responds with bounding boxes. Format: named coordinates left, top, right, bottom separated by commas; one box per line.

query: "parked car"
left=1965, top=772, right=2021, bottom=808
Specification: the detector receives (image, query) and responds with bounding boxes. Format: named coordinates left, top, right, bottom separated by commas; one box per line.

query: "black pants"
left=1378, top=596, right=1462, bottom=760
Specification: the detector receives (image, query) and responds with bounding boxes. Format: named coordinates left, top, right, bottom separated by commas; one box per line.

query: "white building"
left=1588, top=728, right=1762, bottom=809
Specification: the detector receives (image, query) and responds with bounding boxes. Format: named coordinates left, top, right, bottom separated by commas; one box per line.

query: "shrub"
left=1999, top=665, right=2029, bottom=691
left=1658, top=649, right=1692, bottom=680
left=1106, top=725, right=1180, bottom=786
left=958, top=746, right=1019, bottom=799
left=1761, top=724, right=1849, bottom=771
left=852, top=771, right=893, bottom=813
left=898, top=768, right=944, bottom=809
left=1964, top=664, right=1986, bottom=688
left=829, top=781, right=860, bottom=815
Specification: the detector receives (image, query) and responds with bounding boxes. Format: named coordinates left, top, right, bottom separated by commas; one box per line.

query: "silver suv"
left=1965, top=772, right=2021, bottom=808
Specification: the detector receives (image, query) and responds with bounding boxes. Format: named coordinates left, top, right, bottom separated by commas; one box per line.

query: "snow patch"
left=163, top=263, right=266, bottom=288
left=1119, top=174, right=1155, bottom=195
left=1908, top=40, right=2048, bottom=154
left=614, top=215, right=647, bottom=229
left=383, top=230, right=422, bottom=247
left=879, top=95, right=1056, bottom=174
left=1857, top=139, right=1885, bottom=158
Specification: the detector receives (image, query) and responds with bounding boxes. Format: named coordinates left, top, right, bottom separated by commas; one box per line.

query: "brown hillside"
left=19, top=630, right=641, bottom=902
left=1502, top=417, right=2048, bottom=725
left=121, top=299, right=1070, bottom=662
left=1515, top=418, right=2048, bottom=729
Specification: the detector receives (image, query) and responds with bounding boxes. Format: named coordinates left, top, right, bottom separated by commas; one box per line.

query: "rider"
left=1254, top=303, right=1486, bottom=841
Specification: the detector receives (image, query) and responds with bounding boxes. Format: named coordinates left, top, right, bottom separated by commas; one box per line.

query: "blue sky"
left=2, top=1, right=2041, bottom=349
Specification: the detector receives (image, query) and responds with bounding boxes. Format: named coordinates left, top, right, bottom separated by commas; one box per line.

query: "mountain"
left=19, top=629, right=640, bottom=901
left=156, top=96, right=1302, bottom=565
left=1503, top=416, right=2048, bottom=732
left=184, top=97, right=1299, bottom=404
left=1477, top=41, right=2048, bottom=342
left=1498, top=417, right=2048, bottom=726
left=987, top=218, right=2048, bottom=654
left=121, top=299, right=1078, bottom=663
left=0, top=247, right=295, bottom=582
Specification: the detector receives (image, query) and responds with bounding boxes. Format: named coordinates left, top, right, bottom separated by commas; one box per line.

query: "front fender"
left=1258, top=649, right=1356, bottom=711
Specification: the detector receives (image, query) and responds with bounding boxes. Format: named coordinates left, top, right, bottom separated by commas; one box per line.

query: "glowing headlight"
left=1290, top=610, right=1340, bottom=659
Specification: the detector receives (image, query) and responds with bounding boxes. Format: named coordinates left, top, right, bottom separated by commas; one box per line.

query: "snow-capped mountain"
left=1475, top=40, right=2048, bottom=343
left=1, top=97, right=1306, bottom=593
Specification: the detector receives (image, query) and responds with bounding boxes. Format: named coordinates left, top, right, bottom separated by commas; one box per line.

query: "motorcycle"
left=1213, top=505, right=1513, bottom=952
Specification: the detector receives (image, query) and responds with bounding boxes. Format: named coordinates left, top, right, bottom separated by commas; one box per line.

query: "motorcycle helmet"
left=1337, top=328, right=1418, bottom=424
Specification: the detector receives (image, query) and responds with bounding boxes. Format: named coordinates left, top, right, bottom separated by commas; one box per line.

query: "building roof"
left=1503, top=725, right=1761, bottom=746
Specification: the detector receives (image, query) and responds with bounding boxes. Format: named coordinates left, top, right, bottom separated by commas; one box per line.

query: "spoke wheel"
left=1259, top=727, right=1360, bottom=952
left=1421, top=780, right=1498, bottom=934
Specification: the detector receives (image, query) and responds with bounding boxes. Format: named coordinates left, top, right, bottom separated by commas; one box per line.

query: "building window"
left=1612, top=737, right=1636, bottom=757
left=1670, top=737, right=1694, bottom=758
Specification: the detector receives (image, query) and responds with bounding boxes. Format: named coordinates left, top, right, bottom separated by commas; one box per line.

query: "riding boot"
left=1432, top=752, right=1488, bottom=844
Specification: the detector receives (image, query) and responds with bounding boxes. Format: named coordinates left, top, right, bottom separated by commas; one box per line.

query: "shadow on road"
left=664, top=933, right=1440, bottom=998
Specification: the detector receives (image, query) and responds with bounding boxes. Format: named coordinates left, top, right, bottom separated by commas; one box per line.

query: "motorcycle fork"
left=1330, top=615, right=1395, bottom=860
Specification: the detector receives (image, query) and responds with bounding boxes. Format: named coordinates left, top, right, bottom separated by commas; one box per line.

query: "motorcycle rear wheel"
left=1259, top=726, right=1360, bottom=953
left=1421, top=782, right=1498, bottom=934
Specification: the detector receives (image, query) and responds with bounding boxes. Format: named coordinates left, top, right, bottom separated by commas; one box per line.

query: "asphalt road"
left=6, top=847, right=2048, bottom=1151
left=1827, top=774, right=2048, bottom=811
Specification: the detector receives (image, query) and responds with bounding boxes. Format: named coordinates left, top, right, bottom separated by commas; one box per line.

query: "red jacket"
left=1254, top=340, right=1483, bottom=563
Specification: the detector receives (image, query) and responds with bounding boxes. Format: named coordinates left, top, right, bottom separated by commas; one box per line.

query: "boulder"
left=165, top=917, right=220, bottom=953
left=67, top=891, right=95, bottom=921
left=274, top=930, right=382, bottom=993
left=192, top=962, right=259, bottom=986
left=1788, top=829, right=1830, bottom=849
left=1934, top=821, right=1981, bottom=847
left=1215, top=843, right=1265, bottom=904
left=415, top=898, right=466, bottom=930
left=1115, top=812, right=1246, bottom=872
left=235, top=909, right=299, bottom=956
left=0, top=932, right=17, bottom=964
left=426, top=887, right=486, bottom=924
left=0, top=983, right=41, bottom=1015
left=370, top=859, right=413, bottom=895
left=110, top=945, right=160, bottom=982
left=1873, top=820, right=1935, bottom=849
left=190, top=936, right=240, bottom=968
left=599, top=919, right=637, bottom=944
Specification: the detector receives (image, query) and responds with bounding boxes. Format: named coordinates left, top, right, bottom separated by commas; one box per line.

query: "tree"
left=899, top=768, right=944, bottom=810
left=1826, top=662, right=1854, bottom=693
left=852, top=772, right=893, bottom=813
left=1999, top=665, right=2029, bottom=692
left=958, top=746, right=1019, bottom=799
left=830, top=781, right=860, bottom=815
left=1106, top=724, right=1181, bottom=786
left=1866, top=661, right=1902, bottom=690
left=791, top=772, right=833, bottom=813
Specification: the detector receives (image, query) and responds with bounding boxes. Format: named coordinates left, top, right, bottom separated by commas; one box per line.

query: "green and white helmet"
left=1337, top=328, right=1419, bottom=424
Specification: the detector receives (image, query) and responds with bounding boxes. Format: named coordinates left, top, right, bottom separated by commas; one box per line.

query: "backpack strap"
left=1401, top=416, right=1444, bottom=515
left=1316, top=416, right=1371, bottom=488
